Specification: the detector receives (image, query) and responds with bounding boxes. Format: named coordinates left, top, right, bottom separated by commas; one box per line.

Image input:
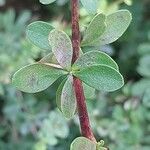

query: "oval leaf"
left=80, top=0, right=98, bottom=14
left=70, top=137, right=96, bottom=150
left=12, top=63, right=67, bottom=93
left=72, top=51, right=119, bottom=71
left=73, top=65, right=124, bottom=92
left=39, top=0, right=56, bottom=5
left=48, top=30, right=73, bottom=70
left=92, top=10, right=132, bottom=46
left=61, top=75, right=77, bottom=119
left=26, top=21, right=54, bottom=50
left=82, top=13, right=106, bottom=46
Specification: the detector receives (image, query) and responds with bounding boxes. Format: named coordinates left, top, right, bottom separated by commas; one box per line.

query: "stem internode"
left=71, top=0, right=96, bottom=142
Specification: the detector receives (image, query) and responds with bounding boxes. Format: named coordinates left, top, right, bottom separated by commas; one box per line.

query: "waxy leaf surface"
left=49, top=30, right=73, bottom=70
left=80, top=0, right=98, bottom=14
left=12, top=63, right=67, bottom=93
left=73, top=51, right=119, bottom=71
left=92, top=10, right=132, bottom=45
left=70, top=137, right=96, bottom=150
left=82, top=13, right=106, bottom=46
left=73, top=65, right=124, bottom=92
left=26, top=21, right=54, bottom=50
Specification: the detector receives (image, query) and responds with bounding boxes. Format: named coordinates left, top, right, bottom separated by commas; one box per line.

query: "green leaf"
left=82, top=13, right=106, bottom=46
left=70, top=137, right=96, bottom=150
left=60, top=75, right=77, bottom=118
left=39, top=0, right=56, bottom=5
left=26, top=21, right=54, bottom=50
left=91, top=10, right=132, bottom=46
left=48, top=30, right=73, bottom=70
left=39, top=52, right=58, bottom=64
left=73, top=65, right=124, bottom=92
left=12, top=63, right=67, bottom=93
left=80, top=0, right=98, bottom=14
left=72, top=51, right=119, bottom=71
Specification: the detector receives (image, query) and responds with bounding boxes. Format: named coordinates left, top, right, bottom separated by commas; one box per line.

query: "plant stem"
left=71, top=0, right=96, bottom=142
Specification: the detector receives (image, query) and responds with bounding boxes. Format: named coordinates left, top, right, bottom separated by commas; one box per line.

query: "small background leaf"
left=137, top=55, right=150, bottom=77
left=80, top=0, right=98, bottom=14
left=143, top=88, right=150, bottom=108
left=73, top=65, right=124, bottom=92
left=12, top=63, right=67, bottom=93
left=49, top=30, right=73, bottom=70
left=131, top=79, right=150, bottom=97
left=26, top=21, right=54, bottom=50
left=70, top=137, right=96, bottom=150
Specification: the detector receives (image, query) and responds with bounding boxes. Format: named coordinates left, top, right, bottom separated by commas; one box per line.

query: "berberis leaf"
left=48, top=30, right=73, bottom=70
left=60, top=75, right=77, bottom=119
left=72, top=51, right=119, bottom=71
left=80, top=0, right=98, bottom=14
left=26, top=21, right=54, bottom=50
left=70, top=137, right=96, bottom=150
left=73, top=65, right=124, bottom=92
left=12, top=63, right=67, bottom=93
left=39, top=0, right=56, bottom=5
left=82, top=13, right=106, bottom=46
left=90, top=10, right=132, bottom=46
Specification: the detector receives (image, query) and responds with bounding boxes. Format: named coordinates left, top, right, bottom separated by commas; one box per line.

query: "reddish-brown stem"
left=71, top=0, right=96, bottom=142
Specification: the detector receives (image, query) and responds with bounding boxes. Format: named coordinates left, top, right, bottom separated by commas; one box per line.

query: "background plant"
left=0, top=0, right=150, bottom=150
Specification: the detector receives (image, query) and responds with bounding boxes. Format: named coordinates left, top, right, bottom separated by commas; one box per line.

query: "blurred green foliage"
left=0, top=0, right=150, bottom=149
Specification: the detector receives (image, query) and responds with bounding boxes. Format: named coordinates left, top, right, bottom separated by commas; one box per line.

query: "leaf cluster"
left=12, top=10, right=131, bottom=120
